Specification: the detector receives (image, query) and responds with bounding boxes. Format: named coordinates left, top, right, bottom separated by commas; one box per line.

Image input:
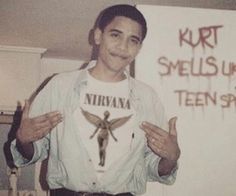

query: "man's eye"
left=130, top=39, right=139, bottom=45
left=111, top=33, right=119, bottom=38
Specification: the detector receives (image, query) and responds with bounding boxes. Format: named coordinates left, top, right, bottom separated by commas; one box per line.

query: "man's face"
left=94, top=16, right=143, bottom=74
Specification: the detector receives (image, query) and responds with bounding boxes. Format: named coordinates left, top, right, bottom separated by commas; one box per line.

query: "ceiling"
left=0, top=0, right=235, bottom=61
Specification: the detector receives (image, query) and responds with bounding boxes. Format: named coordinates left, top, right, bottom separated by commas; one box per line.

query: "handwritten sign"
left=135, top=5, right=236, bottom=196
left=136, top=5, right=236, bottom=113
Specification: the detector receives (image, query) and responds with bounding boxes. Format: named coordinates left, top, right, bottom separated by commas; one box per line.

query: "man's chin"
left=107, top=63, right=127, bottom=73
left=112, top=58, right=131, bottom=67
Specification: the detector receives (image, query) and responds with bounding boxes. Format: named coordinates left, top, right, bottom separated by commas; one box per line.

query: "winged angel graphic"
left=81, top=108, right=132, bottom=166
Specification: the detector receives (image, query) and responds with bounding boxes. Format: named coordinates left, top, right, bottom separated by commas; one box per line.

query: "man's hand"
left=16, top=100, right=63, bottom=145
left=140, top=117, right=180, bottom=162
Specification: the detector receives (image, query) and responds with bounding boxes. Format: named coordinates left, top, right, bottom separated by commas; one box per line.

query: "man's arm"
left=15, top=100, right=63, bottom=161
left=15, top=140, right=34, bottom=161
left=158, top=158, right=178, bottom=176
left=140, top=117, right=180, bottom=176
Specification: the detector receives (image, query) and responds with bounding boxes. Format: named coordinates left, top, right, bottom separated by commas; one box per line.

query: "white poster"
left=136, top=5, right=236, bottom=196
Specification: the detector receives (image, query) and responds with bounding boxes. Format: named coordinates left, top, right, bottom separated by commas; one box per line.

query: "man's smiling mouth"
left=110, top=52, right=129, bottom=60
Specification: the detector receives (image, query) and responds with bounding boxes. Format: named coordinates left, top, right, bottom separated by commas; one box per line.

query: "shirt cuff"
left=10, top=139, right=38, bottom=167
left=147, top=155, right=178, bottom=185
left=155, top=158, right=178, bottom=185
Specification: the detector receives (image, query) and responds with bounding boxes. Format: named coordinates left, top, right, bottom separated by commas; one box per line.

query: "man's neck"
left=89, top=65, right=126, bottom=82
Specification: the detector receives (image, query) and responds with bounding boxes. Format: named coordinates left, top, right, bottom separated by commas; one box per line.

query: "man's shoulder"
left=53, top=69, right=82, bottom=81
left=130, top=77, right=164, bottom=105
left=47, top=68, right=85, bottom=87
left=130, top=77, right=156, bottom=94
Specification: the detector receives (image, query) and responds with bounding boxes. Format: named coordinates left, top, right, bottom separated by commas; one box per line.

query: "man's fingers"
left=26, top=111, right=63, bottom=142
left=32, top=111, right=62, bottom=124
left=22, top=100, right=30, bottom=120
left=148, top=142, right=167, bottom=158
left=33, top=126, right=52, bottom=140
left=34, top=116, right=62, bottom=131
left=140, top=121, right=167, bottom=137
left=142, top=117, right=180, bottom=161
left=148, top=137, right=164, bottom=149
left=145, top=133, right=164, bottom=144
left=169, top=117, right=177, bottom=136
left=17, top=106, right=63, bottom=143
left=34, top=113, right=62, bottom=131
left=33, top=116, right=62, bottom=141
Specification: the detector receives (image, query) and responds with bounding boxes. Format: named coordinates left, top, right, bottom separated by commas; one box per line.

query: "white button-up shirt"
left=11, top=61, right=177, bottom=195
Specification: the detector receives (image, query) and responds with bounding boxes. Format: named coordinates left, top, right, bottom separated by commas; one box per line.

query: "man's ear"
left=94, top=28, right=102, bottom=45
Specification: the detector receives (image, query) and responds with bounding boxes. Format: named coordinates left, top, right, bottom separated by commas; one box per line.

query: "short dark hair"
left=97, top=4, right=147, bottom=41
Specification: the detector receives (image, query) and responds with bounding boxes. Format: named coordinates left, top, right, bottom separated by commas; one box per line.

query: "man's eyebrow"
left=109, top=29, right=123, bottom=35
left=109, top=29, right=141, bottom=42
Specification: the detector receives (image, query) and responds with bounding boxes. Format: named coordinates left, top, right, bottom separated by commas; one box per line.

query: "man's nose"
left=117, top=38, right=128, bottom=51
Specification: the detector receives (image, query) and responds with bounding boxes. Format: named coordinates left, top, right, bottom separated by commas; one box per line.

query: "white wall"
left=0, top=46, right=84, bottom=109
left=0, top=46, right=46, bottom=110
left=136, top=5, right=236, bottom=196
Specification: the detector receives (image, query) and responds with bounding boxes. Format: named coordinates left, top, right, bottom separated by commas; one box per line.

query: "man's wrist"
left=15, top=138, right=34, bottom=160
left=158, top=157, right=178, bottom=176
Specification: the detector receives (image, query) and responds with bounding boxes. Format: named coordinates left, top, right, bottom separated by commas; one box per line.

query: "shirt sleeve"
left=10, top=137, right=49, bottom=167
left=145, top=90, right=178, bottom=184
left=10, top=76, right=57, bottom=167
left=145, top=146, right=178, bottom=185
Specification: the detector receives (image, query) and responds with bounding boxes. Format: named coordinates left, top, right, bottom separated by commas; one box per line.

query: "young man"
left=11, top=4, right=180, bottom=196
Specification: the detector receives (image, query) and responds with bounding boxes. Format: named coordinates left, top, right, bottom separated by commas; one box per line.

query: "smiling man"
left=11, top=4, right=180, bottom=196
left=93, top=15, right=142, bottom=80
